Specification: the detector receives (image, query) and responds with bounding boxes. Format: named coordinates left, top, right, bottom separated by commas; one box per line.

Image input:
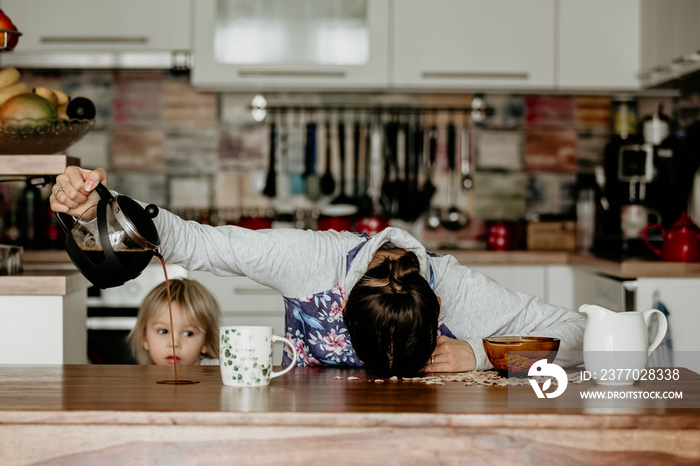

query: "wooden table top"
left=2, top=365, right=699, bottom=430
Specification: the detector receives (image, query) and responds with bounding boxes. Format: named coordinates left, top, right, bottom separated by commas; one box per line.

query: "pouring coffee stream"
left=156, top=253, right=198, bottom=385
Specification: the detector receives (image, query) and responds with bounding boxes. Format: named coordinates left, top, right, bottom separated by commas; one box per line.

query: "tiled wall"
left=1, top=69, right=681, bottom=246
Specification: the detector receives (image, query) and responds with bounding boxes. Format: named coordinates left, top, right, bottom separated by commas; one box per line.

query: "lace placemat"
left=334, top=370, right=583, bottom=387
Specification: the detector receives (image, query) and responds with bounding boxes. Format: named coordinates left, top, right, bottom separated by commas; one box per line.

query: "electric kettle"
left=642, top=212, right=700, bottom=262
left=56, top=183, right=160, bottom=288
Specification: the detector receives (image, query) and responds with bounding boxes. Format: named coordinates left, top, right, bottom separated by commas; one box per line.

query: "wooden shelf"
left=0, top=269, right=90, bottom=296
left=0, top=154, right=79, bottom=176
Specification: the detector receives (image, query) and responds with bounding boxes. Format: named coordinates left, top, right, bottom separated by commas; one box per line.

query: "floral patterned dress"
left=283, top=235, right=456, bottom=366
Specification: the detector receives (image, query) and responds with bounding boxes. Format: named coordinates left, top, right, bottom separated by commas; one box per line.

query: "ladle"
left=441, top=123, right=468, bottom=231
left=320, top=121, right=336, bottom=196
left=332, top=121, right=353, bottom=205
left=262, top=122, right=276, bottom=197
left=352, top=121, right=373, bottom=216
left=304, top=122, right=320, bottom=201
left=424, top=125, right=440, bottom=230
left=461, top=125, right=473, bottom=191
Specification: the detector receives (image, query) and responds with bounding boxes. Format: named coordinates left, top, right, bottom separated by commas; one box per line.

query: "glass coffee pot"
left=56, top=183, right=160, bottom=289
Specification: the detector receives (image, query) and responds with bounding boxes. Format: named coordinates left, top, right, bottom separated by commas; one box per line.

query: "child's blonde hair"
left=127, top=278, right=222, bottom=364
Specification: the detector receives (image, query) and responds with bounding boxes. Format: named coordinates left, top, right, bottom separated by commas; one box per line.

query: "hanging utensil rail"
left=250, top=104, right=494, bottom=120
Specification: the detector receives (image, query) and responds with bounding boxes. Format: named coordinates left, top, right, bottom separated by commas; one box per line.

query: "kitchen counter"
left=432, top=249, right=700, bottom=279
left=1, top=364, right=699, bottom=464
left=0, top=268, right=89, bottom=295
left=24, top=248, right=700, bottom=279
left=0, top=269, right=90, bottom=365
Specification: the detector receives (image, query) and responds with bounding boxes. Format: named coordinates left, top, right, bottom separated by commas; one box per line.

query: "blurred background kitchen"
left=3, top=0, right=700, bottom=365
left=3, top=0, right=699, bottom=255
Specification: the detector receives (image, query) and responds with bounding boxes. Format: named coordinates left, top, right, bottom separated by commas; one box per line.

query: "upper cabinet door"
left=639, top=0, right=700, bottom=87
left=0, top=0, right=191, bottom=68
left=391, top=0, right=555, bottom=90
left=192, top=0, right=390, bottom=90
left=557, top=0, right=641, bottom=90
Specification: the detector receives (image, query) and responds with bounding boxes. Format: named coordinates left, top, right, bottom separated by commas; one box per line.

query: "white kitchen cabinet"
left=191, top=0, right=390, bottom=90
left=635, top=277, right=700, bottom=372
left=0, top=293, right=88, bottom=364
left=671, top=1, right=700, bottom=60
left=470, top=264, right=576, bottom=310
left=469, top=265, right=547, bottom=301
left=640, top=0, right=677, bottom=86
left=569, top=266, right=700, bottom=373
left=0, top=0, right=191, bottom=69
left=557, top=0, right=640, bottom=90
left=391, top=0, right=555, bottom=90
left=639, top=0, right=700, bottom=87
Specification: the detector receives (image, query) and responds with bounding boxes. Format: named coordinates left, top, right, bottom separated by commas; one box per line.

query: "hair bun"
left=388, top=252, right=421, bottom=289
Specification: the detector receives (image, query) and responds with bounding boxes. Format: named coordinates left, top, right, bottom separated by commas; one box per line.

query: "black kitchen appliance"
left=593, top=103, right=689, bottom=258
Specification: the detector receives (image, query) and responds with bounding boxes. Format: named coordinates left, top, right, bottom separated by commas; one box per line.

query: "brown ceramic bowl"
left=483, top=336, right=560, bottom=378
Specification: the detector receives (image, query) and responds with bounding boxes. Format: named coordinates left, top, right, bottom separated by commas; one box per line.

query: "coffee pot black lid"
left=113, top=195, right=160, bottom=249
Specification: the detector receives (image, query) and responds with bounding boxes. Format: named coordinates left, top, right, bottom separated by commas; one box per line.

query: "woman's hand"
left=50, top=166, right=108, bottom=218
left=423, top=336, right=476, bottom=373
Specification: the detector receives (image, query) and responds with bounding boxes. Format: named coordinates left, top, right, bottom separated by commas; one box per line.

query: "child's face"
left=143, top=303, right=209, bottom=366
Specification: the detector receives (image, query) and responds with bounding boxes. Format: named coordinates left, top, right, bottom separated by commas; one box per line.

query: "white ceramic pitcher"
left=579, top=304, right=668, bottom=386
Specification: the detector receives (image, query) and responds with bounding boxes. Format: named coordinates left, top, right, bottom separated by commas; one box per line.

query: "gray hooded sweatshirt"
left=153, top=209, right=584, bottom=370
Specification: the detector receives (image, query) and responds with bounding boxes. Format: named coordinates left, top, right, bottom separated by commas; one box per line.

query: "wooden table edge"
left=2, top=410, right=700, bottom=430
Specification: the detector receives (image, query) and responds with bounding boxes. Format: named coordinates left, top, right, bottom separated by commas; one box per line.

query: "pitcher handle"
left=643, top=309, right=668, bottom=356
left=642, top=223, right=664, bottom=256
left=270, top=335, right=298, bottom=379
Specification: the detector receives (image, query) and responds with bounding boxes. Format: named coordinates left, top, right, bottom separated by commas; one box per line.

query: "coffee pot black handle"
left=93, top=182, right=113, bottom=202
left=55, top=182, right=114, bottom=234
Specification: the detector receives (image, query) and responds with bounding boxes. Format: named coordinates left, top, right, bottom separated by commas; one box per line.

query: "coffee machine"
left=593, top=103, right=687, bottom=258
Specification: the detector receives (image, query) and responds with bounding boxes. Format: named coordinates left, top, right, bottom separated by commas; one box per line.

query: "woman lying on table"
left=51, top=166, right=585, bottom=377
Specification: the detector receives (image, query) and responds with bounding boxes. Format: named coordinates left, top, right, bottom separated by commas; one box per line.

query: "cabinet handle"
left=233, top=287, right=280, bottom=295
left=421, top=71, right=529, bottom=80
left=40, top=36, right=149, bottom=45
left=238, top=70, right=346, bottom=78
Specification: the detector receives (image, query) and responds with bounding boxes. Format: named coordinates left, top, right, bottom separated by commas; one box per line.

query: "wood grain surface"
left=1, top=365, right=700, bottom=465
left=0, top=269, right=90, bottom=295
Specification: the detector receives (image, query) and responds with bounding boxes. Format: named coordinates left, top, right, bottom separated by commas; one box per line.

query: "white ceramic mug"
left=621, top=204, right=662, bottom=239
left=220, top=326, right=298, bottom=387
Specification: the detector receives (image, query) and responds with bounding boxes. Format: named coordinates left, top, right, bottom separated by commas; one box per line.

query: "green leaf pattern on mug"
left=221, top=328, right=272, bottom=385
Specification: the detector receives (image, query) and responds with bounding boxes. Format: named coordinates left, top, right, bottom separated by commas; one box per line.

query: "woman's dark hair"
left=344, top=251, right=439, bottom=377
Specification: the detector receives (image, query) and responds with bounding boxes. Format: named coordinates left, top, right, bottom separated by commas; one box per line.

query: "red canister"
left=486, top=220, right=517, bottom=251
left=355, top=217, right=390, bottom=237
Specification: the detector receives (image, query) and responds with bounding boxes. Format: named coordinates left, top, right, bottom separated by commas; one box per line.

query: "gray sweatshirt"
left=154, top=209, right=585, bottom=370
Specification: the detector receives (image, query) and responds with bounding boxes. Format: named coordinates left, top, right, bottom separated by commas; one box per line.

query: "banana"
left=0, top=82, right=29, bottom=107
left=32, top=86, right=58, bottom=107
left=51, top=88, right=70, bottom=106
left=56, top=103, right=68, bottom=121
left=0, top=66, right=20, bottom=90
